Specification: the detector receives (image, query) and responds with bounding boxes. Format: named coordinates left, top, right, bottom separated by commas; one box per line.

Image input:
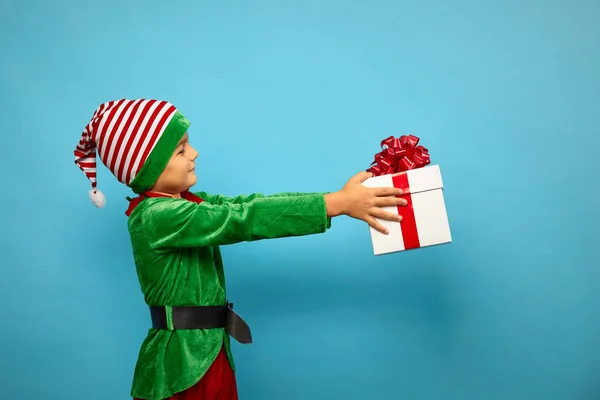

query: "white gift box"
left=362, top=165, right=452, bottom=255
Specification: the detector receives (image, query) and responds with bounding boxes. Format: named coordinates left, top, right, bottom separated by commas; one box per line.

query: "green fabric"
left=127, top=191, right=332, bottom=399
left=129, top=111, right=191, bottom=194
left=165, top=306, right=174, bottom=331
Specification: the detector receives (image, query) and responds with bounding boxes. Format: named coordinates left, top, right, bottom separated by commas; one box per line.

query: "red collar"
left=125, top=190, right=204, bottom=217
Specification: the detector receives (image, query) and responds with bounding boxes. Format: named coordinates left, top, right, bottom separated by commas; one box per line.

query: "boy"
left=74, top=99, right=407, bottom=400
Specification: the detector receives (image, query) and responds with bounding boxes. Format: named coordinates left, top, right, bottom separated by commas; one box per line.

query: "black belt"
left=149, top=302, right=252, bottom=344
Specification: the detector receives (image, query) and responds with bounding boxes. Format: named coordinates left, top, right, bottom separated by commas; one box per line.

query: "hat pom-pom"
left=90, top=188, right=106, bottom=208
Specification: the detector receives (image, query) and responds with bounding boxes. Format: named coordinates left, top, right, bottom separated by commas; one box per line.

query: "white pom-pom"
left=90, top=188, right=106, bottom=208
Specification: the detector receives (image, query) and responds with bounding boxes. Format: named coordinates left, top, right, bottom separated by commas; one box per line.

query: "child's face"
left=150, top=133, right=199, bottom=194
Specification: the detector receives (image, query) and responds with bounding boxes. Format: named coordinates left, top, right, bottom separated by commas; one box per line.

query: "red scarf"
left=125, top=190, right=204, bottom=217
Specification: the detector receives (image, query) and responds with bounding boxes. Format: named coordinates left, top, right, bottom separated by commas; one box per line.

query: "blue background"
left=1, top=0, right=599, bottom=399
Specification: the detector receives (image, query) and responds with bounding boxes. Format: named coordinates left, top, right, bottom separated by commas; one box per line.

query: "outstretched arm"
left=193, top=191, right=324, bottom=205
left=141, top=193, right=332, bottom=250
left=194, top=172, right=409, bottom=240
left=140, top=171, right=406, bottom=251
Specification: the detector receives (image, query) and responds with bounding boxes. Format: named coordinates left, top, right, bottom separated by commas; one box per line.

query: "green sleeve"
left=139, top=193, right=332, bottom=250
left=193, top=191, right=327, bottom=205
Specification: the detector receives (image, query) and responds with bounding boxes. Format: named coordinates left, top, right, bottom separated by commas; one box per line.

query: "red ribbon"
left=392, top=173, right=420, bottom=250
left=366, top=135, right=431, bottom=176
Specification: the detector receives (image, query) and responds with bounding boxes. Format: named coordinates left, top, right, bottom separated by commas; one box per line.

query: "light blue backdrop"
left=1, top=0, right=599, bottom=399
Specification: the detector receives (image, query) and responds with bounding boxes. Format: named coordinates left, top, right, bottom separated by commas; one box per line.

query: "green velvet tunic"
left=127, top=191, right=331, bottom=399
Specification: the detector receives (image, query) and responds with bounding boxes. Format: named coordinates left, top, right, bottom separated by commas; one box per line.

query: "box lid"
left=363, top=164, right=443, bottom=194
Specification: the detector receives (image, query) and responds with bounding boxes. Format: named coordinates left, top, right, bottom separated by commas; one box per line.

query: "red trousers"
left=134, top=346, right=238, bottom=400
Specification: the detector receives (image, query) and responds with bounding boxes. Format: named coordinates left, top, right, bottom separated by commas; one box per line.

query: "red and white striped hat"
left=74, top=99, right=191, bottom=207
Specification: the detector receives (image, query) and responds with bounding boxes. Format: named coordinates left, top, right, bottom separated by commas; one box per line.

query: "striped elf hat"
left=74, top=99, right=191, bottom=207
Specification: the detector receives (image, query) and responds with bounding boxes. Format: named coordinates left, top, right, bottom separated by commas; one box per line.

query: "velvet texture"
left=127, top=191, right=332, bottom=399
left=133, top=346, right=238, bottom=400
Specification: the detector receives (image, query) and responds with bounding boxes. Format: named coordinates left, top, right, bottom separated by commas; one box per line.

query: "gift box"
left=362, top=135, right=452, bottom=255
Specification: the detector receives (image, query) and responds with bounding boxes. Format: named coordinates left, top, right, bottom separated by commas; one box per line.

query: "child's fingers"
left=371, top=207, right=403, bottom=223
left=353, top=171, right=374, bottom=183
left=366, top=216, right=389, bottom=235
left=373, top=187, right=403, bottom=197
left=375, top=196, right=408, bottom=207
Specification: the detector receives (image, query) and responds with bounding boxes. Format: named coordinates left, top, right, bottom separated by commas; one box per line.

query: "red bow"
left=366, top=135, right=431, bottom=176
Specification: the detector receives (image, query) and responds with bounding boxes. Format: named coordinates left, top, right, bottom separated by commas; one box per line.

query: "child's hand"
left=325, top=171, right=407, bottom=235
